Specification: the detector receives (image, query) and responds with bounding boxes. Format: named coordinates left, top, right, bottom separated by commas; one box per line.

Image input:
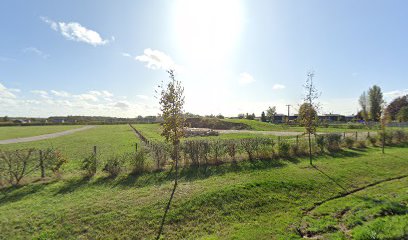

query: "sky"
left=0, top=0, right=407, bottom=118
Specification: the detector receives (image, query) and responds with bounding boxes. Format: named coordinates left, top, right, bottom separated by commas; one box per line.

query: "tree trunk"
left=308, top=132, right=312, bottom=165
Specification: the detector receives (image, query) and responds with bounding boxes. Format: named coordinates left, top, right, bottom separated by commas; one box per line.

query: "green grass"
left=0, top=146, right=407, bottom=239
left=0, top=125, right=139, bottom=172
left=223, top=118, right=377, bottom=133
left=0, top=125, right=82, bottom=140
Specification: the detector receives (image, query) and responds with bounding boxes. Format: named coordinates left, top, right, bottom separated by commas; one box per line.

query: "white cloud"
left=22, top=47, right=49, bottom=59
left=31, top=90, right=49, bottom=99
left=51, top=90, right=70, bottom=97
left=272, top=84, right=286, bottom=90
left=384, top=89, right=408, bottom=99
left=121, top=52, right=132, bottom=58
left=0, top=83, right=17, bottom=98
left=41, top=16, right=111, bottom=46
left=76, top=93, right=98, bottom=102
left=136, top=95, right=148, bottom=100
left=135, top=48, right=179, bottom=71
left=239, top=72, right=255, bottom=85
left=113, top=101, right=130, bottom=110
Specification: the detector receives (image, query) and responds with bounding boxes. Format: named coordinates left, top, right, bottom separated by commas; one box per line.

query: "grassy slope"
left=0, top=146, right=407, bottom=239
left=0, top=125, right=82, bottom=140
left=223, top=119, right=377, bottom=133
left=0, top=125, right=139, bottom=171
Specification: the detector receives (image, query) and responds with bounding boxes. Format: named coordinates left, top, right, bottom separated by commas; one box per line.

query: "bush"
left=325, top=133, right=342, bottom=152
left=291, top=141, right=309, bottom=157
left=378, top=131, right=393, bottom=146
left=277, top=141, right=290, bottom=158
left=368, top=136, right=377, bottom=146
left=82, top=154, right=97, bottom=177
left=103, top=155, right=125, bottom=177
left=183, top=140, right=200, bottom=166
left=130, top=149, right=148, bottom=175
left=0, top=149, right=37, bottom=185
left=355, top=140, right=367, bottom=149
left=315, top=135, right=325, bottom=153
left=344, top=137, right=355, bottom=148
left=241, top=138, right=259, bottom=161
left=392, top=130, right=407, bottom=143
left=150, top=142, right=169, bottom=170
left=210, top=140, right=226, bottom=164
left=226, top=140, right=238, bottom=162
left=42, top=148, right=67, bottom=175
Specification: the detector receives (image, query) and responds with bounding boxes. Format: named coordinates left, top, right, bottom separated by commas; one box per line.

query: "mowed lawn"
left=0, top=146, right=407, bottom=239
left=0, top=125, right=82, bottom=140
left=0, top=124, right=139, bottom=171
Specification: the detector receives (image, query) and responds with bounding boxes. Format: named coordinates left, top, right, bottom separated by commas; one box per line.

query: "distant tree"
left=216, top=114, right=224, bottom=119
left=237, top=113, right=245, bottom=119
left=266, top=106, right=277, bottom=123
left=2, top=116, right=9, bottom=122
left=301, top=71, right=320, bottom=165
left=261, top=111, right=267, bottom=122
left=397, top=106, right=408, bottom=122
left=245, top=113, right=255, bottom=120
left=386, top=95, right=408, bottom=120
left=358, top=92, right=369, bottom=122
left=368, top=85, right=384, bottom=122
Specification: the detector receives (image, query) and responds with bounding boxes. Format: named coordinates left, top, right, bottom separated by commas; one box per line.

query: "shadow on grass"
left=55, top=176, right=92, bottom=195
left=0, top=179, right=57, bottom=205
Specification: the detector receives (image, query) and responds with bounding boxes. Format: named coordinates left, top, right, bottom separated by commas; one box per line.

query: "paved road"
left=0, top=126, right=96, bottom=145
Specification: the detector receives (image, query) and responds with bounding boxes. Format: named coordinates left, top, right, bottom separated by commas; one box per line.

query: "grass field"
left=0, top=125, right=139, bottom=172
left=223, top=118, right=379, bottom=133
left=0, top=125, right=82, bottom=140
left=0, top=145, right=407, bottom=239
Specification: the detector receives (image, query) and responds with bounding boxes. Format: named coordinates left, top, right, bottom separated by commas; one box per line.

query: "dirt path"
left=0, top=125, right=96, bottom=145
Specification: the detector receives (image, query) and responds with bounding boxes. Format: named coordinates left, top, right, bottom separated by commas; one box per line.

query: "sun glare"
left=173, top=0, right=244, bottom=67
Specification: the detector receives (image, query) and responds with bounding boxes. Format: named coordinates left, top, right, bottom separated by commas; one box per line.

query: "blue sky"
left=0, top=0, right=407, bottom=117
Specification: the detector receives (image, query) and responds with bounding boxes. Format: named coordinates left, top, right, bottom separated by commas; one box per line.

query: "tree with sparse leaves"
left=266, top=106, right=276, bottom=123
left=261, top=111, right=266, bottom=122
left=156, top=69, right=185, bottom=239
left=359, top=92, right=369, bottom=122
left=301, top=71, right=320, bottom=165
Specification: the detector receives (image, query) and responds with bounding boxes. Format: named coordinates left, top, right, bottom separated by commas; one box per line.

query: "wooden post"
left=343, top=132, right=346, bottom=139
left=39, top=150, right=45, bottom=178
left=367, top=132, right=370, bottom=138
left=135, top=143, right=138, bottom=152
left=296, top=135, right=299, bottom=147
left=355, top=131, right=358, bottom=141
left=93, top=146, right=97, bottom=155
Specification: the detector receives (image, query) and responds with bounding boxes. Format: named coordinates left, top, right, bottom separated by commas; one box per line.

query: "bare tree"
left=301, top=71, right=320, bottom=165
left=0, top=149, right=37, bottom=186
left=156, top=69, right=185, bottom=239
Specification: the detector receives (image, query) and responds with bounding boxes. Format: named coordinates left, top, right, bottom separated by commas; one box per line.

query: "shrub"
left=256, top=138, right=274, bottom=159
left=183, top=140, right=200, bottom=166
left=325, top=133, right=342, bottom=152
left=392, top=130, right=407, bottom=143
left=42, top=148, right=67, bottom=175
left=368, top=136, right=377, bottom=146
left=150, top=142, right=169, bottom=170
left=355, top=140, right=367, bottom=149
left=198, top=141, right=211, bottom=165
left=210, top=140, right=226, bottom=164
left=82, top=154, right=97, bottom=177
left=315, top=135, right=325, bottom=152
left=241, top=138, right=259, bottom=161
left=0, top=149, right=37, bottom=185
left=130, top=149, right=148, bottom=175
left=226, top=140, right=238, bottom=162
left=103, top=155, right=125, bottom=177
left=378, top=131, right=393, bottom=146
left=344, top=137, right=355, bottom=149
left=277, top=141, right=290, bottom=158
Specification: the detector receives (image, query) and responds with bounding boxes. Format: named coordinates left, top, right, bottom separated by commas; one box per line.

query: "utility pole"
left=286, top=104, right=291, bottom=123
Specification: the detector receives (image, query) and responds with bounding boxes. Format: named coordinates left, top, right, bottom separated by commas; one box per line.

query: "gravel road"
left=0, top=125, right=96, bottom=145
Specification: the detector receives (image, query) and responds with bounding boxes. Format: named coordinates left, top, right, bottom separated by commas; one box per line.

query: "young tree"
left=266, top=106, right=277, bottom=123
left=261, top=111, right=267, bottom=122
left=159, top=69, right=185, bottom=183
left=157, top=69, right=185, bottom=239
left=301, top=71, right=320, bottom=165
left=380, top=104, right=390, bottom=154
left=368, top=85, right=384, bottom=122
left=358, top=92, right=369, bottom=122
